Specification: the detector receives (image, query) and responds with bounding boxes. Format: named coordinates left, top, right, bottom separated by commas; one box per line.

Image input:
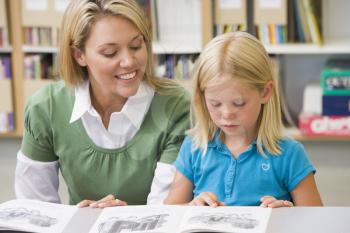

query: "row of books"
left=23, top=27, right=59, bottom=47
left=0, top=0, right=8, bottom=48
left=0, top=57, right=11, bottom=80
left=256, top=24, right=287, bottom=45
left=24, top=54, right=58, bottom=80
left=299, top=59, right=350, bottom=136
left=0, top=56, right=14, bottom=132
left=214, top=24, right=247, bottom=36
left=155, top=54, right=197, bottom=80
left=213, top=0, right=322, bottom=45
left=0, top=27, right=9, bottom=48
left=291, top=0, right=322, bottom=45
left=0, top=112, right=14, bottom=133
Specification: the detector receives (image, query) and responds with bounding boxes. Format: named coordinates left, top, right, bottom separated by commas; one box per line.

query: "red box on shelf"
left=299, top=114, right=350, bottom=136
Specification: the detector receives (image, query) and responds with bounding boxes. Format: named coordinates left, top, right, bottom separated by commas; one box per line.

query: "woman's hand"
left=260, top=195, right=293, bottom=208
left=189, top=192, right=225, bottom=207
left=77, top=194, right=127, bottom=208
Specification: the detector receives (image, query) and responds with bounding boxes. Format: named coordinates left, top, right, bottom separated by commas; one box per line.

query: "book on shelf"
left=301, top=0, right=322, bottom=45
left=322, top=95, right=350, bottom=116
left=0, top=56, right=14, bottom=133
left=155, top=0, right=202, bottom=51
left=0, top=199, right=272, bottom=233
left=0, top=0, right=9, bottom=47
left=299, top=114, right=350, bottom=136
left=135, top=0, right=158, bottom=41
left=321, top=59, right=350, bottom=96
left=0, top=79, right=14, bottom=133
left=214, top=0, right=247, bottom=35
left=22, top=0, right=68, bottom=46
left=254, top=0, right=287, bottom=45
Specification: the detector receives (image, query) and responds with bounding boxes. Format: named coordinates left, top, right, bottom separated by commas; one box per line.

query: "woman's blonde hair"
left=189, top=31, right=283, bottom=156
left=59, top=0, right=175, bottom=90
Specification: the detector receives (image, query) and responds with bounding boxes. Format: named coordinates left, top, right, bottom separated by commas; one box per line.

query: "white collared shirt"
left=15, top=81, right=175, bottom=204
left=70, top=80, right=154, bottom=148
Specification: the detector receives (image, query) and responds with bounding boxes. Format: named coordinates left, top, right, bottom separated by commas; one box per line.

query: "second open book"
left=0, top=199, right=271, bottom=233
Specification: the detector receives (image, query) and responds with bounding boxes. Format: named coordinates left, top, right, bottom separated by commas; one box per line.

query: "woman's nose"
left=119, top=49, right=134, bottom=67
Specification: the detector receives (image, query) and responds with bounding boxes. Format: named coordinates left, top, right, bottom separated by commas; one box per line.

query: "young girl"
left=164, top=32, right=323, bottom=208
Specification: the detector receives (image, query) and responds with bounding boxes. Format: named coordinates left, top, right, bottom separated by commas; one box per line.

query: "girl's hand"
left=260, top=195, right=293, bottom=208
left=189, top=192, right=225, bottom=207
left=77, top=194, right=128, bottom=208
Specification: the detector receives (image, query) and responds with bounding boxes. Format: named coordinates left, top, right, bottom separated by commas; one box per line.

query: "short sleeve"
left=173, top=136, right=194, bottom=183
left=158, top=92, right=190, bottom=164
left=282, top=141, right=315, bottom=192
left=21, top=93, right=57, bottom=162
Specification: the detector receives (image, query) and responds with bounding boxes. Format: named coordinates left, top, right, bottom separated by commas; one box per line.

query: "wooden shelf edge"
left=284, top=128, right=350, bottom=142
left=0, top=131, right=22, bottom=138
left=0, top=46, right=13, bottom=53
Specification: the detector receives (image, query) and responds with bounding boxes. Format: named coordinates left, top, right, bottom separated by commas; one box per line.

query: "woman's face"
left=74, top=15, right=148, bottom=100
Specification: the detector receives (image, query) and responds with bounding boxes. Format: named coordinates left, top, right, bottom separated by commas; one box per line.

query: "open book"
left=0, top=199, right=271, bottom=233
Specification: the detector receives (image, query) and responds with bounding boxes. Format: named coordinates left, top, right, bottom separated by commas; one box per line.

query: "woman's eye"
left=103, top=52, right=117, bottom=58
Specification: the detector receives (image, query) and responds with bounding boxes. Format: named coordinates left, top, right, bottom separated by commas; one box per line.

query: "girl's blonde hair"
left=189, top=31, right=283, bottom=156
left=59, top=0, right=176, bottom=90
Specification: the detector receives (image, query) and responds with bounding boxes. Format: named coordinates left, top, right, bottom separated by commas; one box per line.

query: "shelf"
left=0, top=47, right=12, bottom=53
left=22, top=45, right=58, bottom=53
left=284, top=128, right=350, bottom=141
left=152, top=41, right=201, bottom=54
left=22, top=42, right=201, bottom=54
left=265, top=38, right=350, bottom=54
left=0, top=131, right=22, bottom=138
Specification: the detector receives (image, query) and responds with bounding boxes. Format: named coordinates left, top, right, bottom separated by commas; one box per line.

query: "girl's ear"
left=71, top=46, right=87, bottom=66
left=260, top=80, right=274, bottom=104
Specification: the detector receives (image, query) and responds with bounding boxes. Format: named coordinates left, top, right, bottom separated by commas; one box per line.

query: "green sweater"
left=21, top=81, right=190, bottom=205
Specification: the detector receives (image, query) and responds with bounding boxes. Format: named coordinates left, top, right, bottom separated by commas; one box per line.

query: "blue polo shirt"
left=174, top=135, right=315, bottom=206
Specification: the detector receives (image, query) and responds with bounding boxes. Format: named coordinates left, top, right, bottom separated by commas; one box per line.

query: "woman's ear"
left=261, top=80, right=274, bottom=104
left=71, top=46, right=87, bottom=66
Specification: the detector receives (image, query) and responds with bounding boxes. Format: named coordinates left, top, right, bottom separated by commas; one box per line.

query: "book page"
left=88, top=205, right=187, bottom=233
left=0, top=199, right=78, bottom=233
left=178, top=206, right=272, bottom=233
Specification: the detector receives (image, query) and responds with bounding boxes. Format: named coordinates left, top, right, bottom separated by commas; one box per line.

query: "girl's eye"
left=233, top=101, right=245, bottom=107
left=130, top=45, right=142, bottom=51
left=211, top=102, right=221, bottom=107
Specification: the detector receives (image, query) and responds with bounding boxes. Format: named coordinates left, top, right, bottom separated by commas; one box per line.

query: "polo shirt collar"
left=207, top=130, right=258, bottom=153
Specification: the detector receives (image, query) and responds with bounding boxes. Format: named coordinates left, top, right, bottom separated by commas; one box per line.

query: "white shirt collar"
left=70, top=81, right=154, bottom=129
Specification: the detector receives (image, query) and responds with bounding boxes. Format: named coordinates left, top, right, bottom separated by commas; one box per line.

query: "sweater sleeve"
left=21, top=86, right=58, bottom=162
left=158, top=91, right=190, bottom=164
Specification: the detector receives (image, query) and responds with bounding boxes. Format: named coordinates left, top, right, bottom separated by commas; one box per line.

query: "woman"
left=15, top=0, right=189, bottom=206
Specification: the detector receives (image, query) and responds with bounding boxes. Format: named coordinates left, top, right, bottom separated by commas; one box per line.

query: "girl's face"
left=204, top=76, right=272, bottom=141
left=73, top=15, right=148, bottom=100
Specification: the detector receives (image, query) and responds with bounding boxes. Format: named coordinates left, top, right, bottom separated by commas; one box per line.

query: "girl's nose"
left=222, top=107, right=236, bottom=119
left=222, top=111, right=235, bottom=119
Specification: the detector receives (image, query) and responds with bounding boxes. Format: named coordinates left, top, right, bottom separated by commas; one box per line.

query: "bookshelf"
left=0, top=0, right=213, bottom=138
left=0, top=0, right=14, bottom=135
left=212, top=0, right=350, bottom=141
left=272, top=0, right=350, bottom=140
left=1, top=0, right=348, bottom=141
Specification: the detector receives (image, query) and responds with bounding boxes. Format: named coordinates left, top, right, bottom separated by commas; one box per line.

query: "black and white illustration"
left=98, top=214, right=169, bottom=233
left=187, top=212, right=259, bottom=229
left=0, top=207, right=58, bottom=227
left=0, top=199, right=78, bottom=233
